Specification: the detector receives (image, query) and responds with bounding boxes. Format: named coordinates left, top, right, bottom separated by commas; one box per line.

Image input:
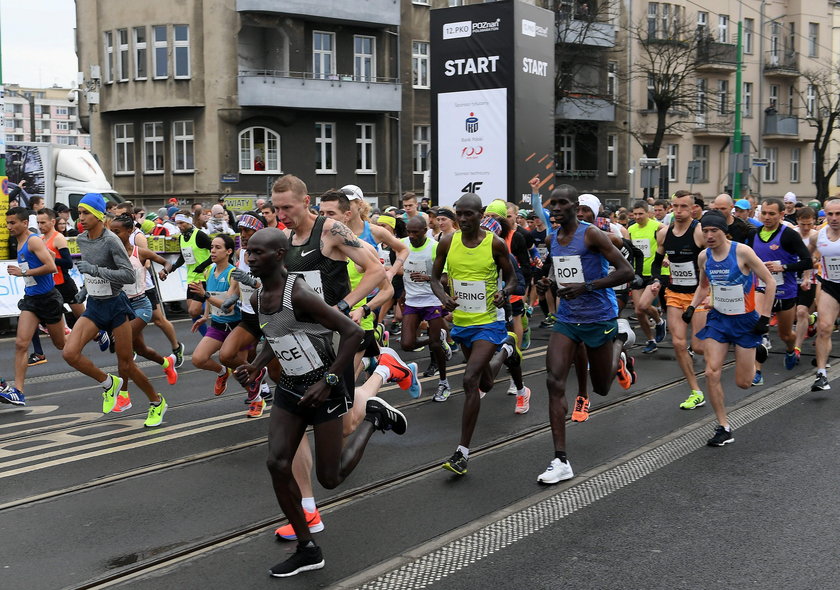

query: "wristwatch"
left=585, top=281, right=595, bottom=292
left=336, top=299, right=351, bottom=315
left=361, top=304, right=371, bottom=318
left=324, top=373, right=340, bottom=386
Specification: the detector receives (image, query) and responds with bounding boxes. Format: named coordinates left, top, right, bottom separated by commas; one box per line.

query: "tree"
left=799, top=65, right=840, bottom=201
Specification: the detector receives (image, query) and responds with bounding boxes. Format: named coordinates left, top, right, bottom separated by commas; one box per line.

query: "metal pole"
left=732, top=20, right=744, bottom=196
left=0, top=10, right=5, bottom=178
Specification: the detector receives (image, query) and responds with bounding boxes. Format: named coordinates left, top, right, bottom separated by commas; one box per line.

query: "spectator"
left=206, top=204, right=234, bottom=234
left=217, top=196, right=238, bottom=230
left=193, top=208, right=210, bottom=230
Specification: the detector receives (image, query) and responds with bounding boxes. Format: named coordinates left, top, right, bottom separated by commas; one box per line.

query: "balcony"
left=763, top=111, right=799, bottom=138
left=696, top=40, right=738, bottom=73
left=557, top=19, right=615, bottom=48
left=237, top=0, right=398, bottom=27
left=692, top=112, right=733, bottom=137
left=764, top=50, right=799, bottom=77
left=555, top=96, right=615, bottom=122
left=238, top=70, right=401, bottom=112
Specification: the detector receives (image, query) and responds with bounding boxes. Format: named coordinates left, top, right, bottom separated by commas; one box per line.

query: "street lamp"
left=4, top=88, right=37, bottom=142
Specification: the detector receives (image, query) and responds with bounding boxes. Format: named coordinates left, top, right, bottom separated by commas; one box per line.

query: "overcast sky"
left=2, top=1, right=78, bottom=89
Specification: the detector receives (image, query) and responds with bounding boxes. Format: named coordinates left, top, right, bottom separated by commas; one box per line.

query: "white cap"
left=340, top=184, right=364, bottom=201
left=784, top=192, right=797, bottom=203
left=578, top=193, right=602, bottom=216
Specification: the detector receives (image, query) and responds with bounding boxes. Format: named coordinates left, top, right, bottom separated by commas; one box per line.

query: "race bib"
left=18, top=262, right=36, bottom=287
left=267, top=333, right=324, bottom=376
left=824, top=256, right=840, bottom=282
left=181, top=247, right=197, bottom=265
left=552, top=255, right=584, bottom=286
left=757, top=260, right=784, bottom=288
left=712, top=284, right=746, bottom=315
left=208, top=290, right=235, bottom=317
left=452, top=279, right=487, bottom=313
left=668, top=261, right=697, bottom=286
left=404, top=258, right=429, bottom=281
left=84, top=275, right=111, bottom=297
left=294, top=271, right=324, bottom=299
left=632, top=239, right=651, bottom=258
left=239, top=282, right=256, bottom=308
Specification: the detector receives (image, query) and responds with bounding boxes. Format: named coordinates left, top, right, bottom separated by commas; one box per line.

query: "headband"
left=238, top=214, right=264, bottom=232
left=174, top=214, right=192, bottom=224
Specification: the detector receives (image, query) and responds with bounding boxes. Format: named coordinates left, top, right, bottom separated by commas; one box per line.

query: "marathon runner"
left=628, top=200, right=667, bottom=354
left=792, top=207, right=819, bottom=360
left=808, top=198, right=840, bottom=391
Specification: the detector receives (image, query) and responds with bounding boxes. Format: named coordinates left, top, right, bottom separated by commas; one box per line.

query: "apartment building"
left=3, top=85, right=91, bottom=148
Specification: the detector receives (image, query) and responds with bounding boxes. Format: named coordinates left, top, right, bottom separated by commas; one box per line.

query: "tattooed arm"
left=322, top=218, right=386, bottom=308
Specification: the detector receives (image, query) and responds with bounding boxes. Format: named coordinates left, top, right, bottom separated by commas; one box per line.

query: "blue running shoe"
left=95, top=330, right=110, bottom=352
left=0, top=386, right=25, bottom=406
left=784, top=350, right=798, bottom=370
left=655, top=319, right=667, bottom=343
left=752, top=371, right=764, bottom=386
left=407, top=362, right=422, bottom=399
left=642, top=340, right=657, bottom=354
left=522, top=327, right=531, bottom=350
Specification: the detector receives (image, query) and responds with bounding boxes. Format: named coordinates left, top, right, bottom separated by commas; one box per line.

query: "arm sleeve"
left=650, top=251, right=665, bottom=282
left=624, top=239, right=645, bottom=277
left=194, top=258, right=213, bottom=275
left=532, top=195, right=552, bottom=228
left=781, top=228, right=813, bottom=272
left=195, top=230, right=213, bottom=249
left=55, top=248, right=74, bottom=269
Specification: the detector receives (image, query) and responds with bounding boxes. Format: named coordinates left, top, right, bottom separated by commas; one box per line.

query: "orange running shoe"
left=162, top=355, right=178, bottom=385
left=617, top=352, right=633, bottom=390
left=514, top=387, right=531, bottom=414
left=571, top=396, right=590, bottom=422
left=112, top=392, right=132, bottom=413
left=376, top=347, right=412, bottom=390
left=274, top=508, right=325, bottom=541
left=214, top=368, right=232, bottom=396
left=247, top=399, right=266, bottom=418
left=770, top=313, right=778, bottom=327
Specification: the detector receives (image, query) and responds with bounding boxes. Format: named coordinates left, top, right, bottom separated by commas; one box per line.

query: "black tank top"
left=285, top=215, right=351, bottom=307
left=663, top=220, right=702, bottom=294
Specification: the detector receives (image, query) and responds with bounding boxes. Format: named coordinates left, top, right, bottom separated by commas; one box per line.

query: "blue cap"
left=79, top=193, right=107, bottom=220
left=734, top=199, right=751, bottom=210
left=167, top=206, right=180, bottom=218
left=819, top=210, right=826, bottom=217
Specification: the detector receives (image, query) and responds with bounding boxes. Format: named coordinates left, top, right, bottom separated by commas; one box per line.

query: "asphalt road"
left=0, top=310, right=835, bottom=590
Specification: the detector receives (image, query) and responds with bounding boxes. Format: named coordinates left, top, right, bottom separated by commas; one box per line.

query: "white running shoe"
left=440, top=329, right=452, bottom=360
left=507, top=378, right=517, bottom=395
left=537, top=458, right=574, bottom=484
left=617, top=318, right=636, bottom=348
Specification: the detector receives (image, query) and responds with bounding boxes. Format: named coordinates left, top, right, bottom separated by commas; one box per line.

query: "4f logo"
left=461, top=182, right=483, bottom=193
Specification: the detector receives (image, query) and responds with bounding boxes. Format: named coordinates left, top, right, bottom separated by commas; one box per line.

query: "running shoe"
left=521, top=327, right=531, bottom=350
left=377, top=347, right=413, bottom=391
left=0, top=387, right=25, bottom=406
left=144, top=396, right=167, bottom=428
left=366, top=397, right=407, bottom=434
left=808, top=313, right=818, bottom=338
left=442, top=449, right=468, bottom=475
left=440, top=329, right=452, bottom=360
left=626, top=354, right=637, bottom=385
left=434, top=381, right=451, bottom=402
left=616, top=352, right=633, bottom=390
left=642, top=340, right=657, bottom=354
left=382, top=330, right=390, bottom=349
left=537, top=458, right=574, bottom=484
left=64, top=325, right=72, bottom=336
left=214, top=368, right=232, bottom=396
left=571, top=396, right=590, bottom=422
left=687, top=346, right=695, bottom=358
left=679, top=390, right=705, bottom=410
left=163, top=355, right=179, bottom=385
left=761, top=334, right=772, bottom=351
left=514, top=387, right=531, bottom=414
left=373, top=323, right=386, bottom=348
left=112, top=392, right=132, bottom=413
left=769, top=313, right=778, bottom=327
left=752, top=371, right=763, bottom=386
left=784, top=350, right=798, bottom=370
left=756, top=343, right=769, bottom=364
left=247, top=367, right=267, bottom=402
left=525, top=305, right=534, bottom=317
left=539, top=314, right=556, bottom=328
left=811, top=358, right=832, bottom=368
left=390, top=321, right=402, bottom=336
left=406, top=363, right=422, bottom=399
left=27, top=353, right=47, bottom=366
left=173, top=342, right=185, bottom=368
left=507, top=378, right=517, bottom=395
left=247, top=399, right=266, bottom=418
left=38, top=324, right=48, bottom=335
left=654, top=319, right=667, bottom=343
left=261, top=382, right=273, bottom=403
left=268, top=543, right=325, bottom=578
left=707, top=425, right=734, bottom=447
left=274, top=509, right=325, bottom=541
left=503, top=332, right=522, bottom=367
left=794, top=347, right=802, bottom=363
left=422, top=359, right=438, bottom=378
left=811, top=373, right=831, bottom=391
left=102, top=375, right=124, bottom=413
left=95, top=330, right=110, bottom=352
left=108, top=334, right=116, bottom=354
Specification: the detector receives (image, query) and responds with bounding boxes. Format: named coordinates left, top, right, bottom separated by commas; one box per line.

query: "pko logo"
left=521, top=19, right=549, bottom=38
left=443, top=21, right=472, bottom=39
left=465, top=112, right=479, bottom=133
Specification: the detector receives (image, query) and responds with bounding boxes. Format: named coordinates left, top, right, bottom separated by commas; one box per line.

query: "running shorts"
left=696, top=309, right=761, bottom=349
left=552, top=319, right=618, bottom=349
left=18, top=289, right=65, bottom=325
left=83, top=292, right=136, bottom=332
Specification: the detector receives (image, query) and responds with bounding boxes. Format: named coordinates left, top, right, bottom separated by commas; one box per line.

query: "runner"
left=748, top=198, right=813, bottom=385
left=650, top=191, right=709, bottom=410
left=430, top=193, right=521, bottom=475
left=684, top=211, right=775, bottom=446
left=793, top=207, right=819, bottom=360
left=627, top=200, right=667, bottom=353
left=808, top=198, right=840, bottom=391
left=535, top=190, right=636, bottom=483
left=232, top=228, right=407, bottom=577
left=61, top=193, right=168, bottom=427
left=0, top=208, right=65, bottom=406
left=337, top=185, right=408, bottom=274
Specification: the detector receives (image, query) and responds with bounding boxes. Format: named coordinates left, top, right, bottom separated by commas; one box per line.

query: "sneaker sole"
left=811, top=384, right=831, bottom=391
left=679, top=401, right=705, bottom=410
left=28, top=359, right=47, bottom=366
left=570, top=414, right=589, bottom=422
left=707, top=437, right=735, bottom=447
left=112, top=402, right=133, bottom=413
left=537, top=471, right=574, bottom=485
left=144, top=404, right=167, bottom=428
left=269, top=560, right=325, bottom=577
left=407, top=363, right=422, bottom=399
left=442, top=463, right=467, bottom=475
left=275, top=522, right=325, bottom=541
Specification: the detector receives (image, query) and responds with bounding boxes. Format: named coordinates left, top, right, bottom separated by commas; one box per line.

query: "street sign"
left=220, top=173, right=239, bottom=183
left=752, top=158, right=768, bottom=167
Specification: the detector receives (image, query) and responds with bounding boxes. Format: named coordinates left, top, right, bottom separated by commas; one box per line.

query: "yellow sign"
left=0, top=177, right=9, bottom=259
left=222, top=197, right=255, bottom=212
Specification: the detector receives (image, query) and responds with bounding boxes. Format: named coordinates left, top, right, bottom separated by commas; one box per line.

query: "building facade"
left=4, top=85, right=91, bottom=149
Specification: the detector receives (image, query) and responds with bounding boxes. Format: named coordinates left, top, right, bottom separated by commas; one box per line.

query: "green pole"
left=732, top=20, right=744, bottom=197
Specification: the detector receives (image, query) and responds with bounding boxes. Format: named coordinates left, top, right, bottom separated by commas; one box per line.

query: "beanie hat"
left=79, top=193, right=106, bottom=221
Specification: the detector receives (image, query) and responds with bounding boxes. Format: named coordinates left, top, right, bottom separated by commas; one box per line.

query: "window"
left=607, top=134, right=618, bottom=176
left=696, top=78, right=707, bottom=115
left=647, top=74, right=655, bottom=110
left=117, top=29, right=129, bottom=82
left=763, top=147, right=778, bottom=182
left=412, top=41, right=429, bottom=89
left=744, top=18, right=754, bottom=54
left=239, top=127, right=281, bottom=173
left=667, top=144, right=678, bottom=182
left=558, top=134, right=575, bottom=172
left=413, top=0, right=430, bottom=5
left=692, top=144, right=709, bottom=182
left=56, top=121, right=69, bottom=131
left=104, top=31, right=114, bottom=83
left=769, top=84, right=779, bottom=110
left=660, top=4, right=670, bottom=39
left=647, top=3, right=658, bottom=39
left=113, top=123, right=134, bottom=174
left=143, top=122, right=164, bottom=173
left=808, top=23, right=819, bottom=57
left=356, top=123, right=376, bottom=173
left=806, top=84, right=816, bottom=118
left=743, top=82, right=752, bottom=118
left=718, top=15, right=729, bottom=43
left=788, top=22, right=796, bottom=53
left=717, top=79, right=728, bottom=115
left=172, top=120, right=194, bottom=173
left=153, top=26, right=168, bottom=79
left=315, top=122, right=336, bottom=173
left=697, top=11, right=708, bottom=34
left=134, top=27, right=147, bottom=80
left=174, top=25, right=190, bottom=79
left=313, top=32, right=335, bottom=80
left=770, top=21, right=780, bottom=58
left=787, top=85, right=794, bottom=115
left=790, top=147, right=800, bottom=183
left=354, top=36, right=375, bottom=82
left=607, top=62, right=617, bottom=101
left=413, top=125, right=430, bottom=174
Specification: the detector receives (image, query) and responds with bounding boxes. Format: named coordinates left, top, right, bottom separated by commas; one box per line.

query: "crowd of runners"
left=1, top=176, right=837, bottom=577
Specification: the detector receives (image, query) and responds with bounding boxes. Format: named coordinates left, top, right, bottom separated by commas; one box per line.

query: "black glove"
left=231, top=268, right=258, bottom=288
left=630, top=275, right=645, bottom=289
left=682, top=305, right=695, bottom=324
left=753, top=315, right=770, bottom=335
left=73, top=286, right=88, bottom=304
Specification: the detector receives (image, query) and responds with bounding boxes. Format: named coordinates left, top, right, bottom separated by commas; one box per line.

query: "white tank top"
left=123, top=245, right=147, bottom=297
left=238, top=248, right=258, bottom=315
left=817, top=226, right=840, bottom=282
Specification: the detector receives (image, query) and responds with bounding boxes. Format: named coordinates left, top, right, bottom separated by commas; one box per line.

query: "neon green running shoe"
left=102, top=375, right=124, bottom=414
left=679, top=390, right=705, bottom=410
left=144, top=396, right=167, bottom=428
